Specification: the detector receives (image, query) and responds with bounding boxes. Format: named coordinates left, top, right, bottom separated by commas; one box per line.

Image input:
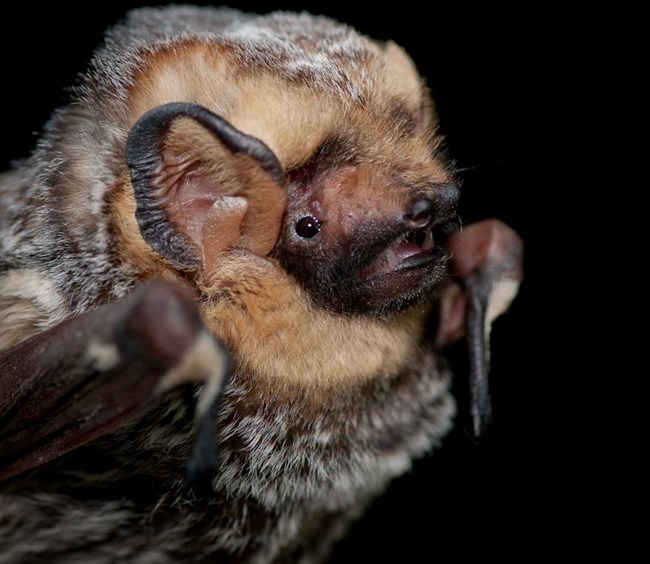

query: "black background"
left=1, top=2, right=556, bottom=560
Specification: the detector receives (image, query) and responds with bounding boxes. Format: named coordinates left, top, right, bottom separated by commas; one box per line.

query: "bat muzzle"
left=360, top=214, right=457, bottom=280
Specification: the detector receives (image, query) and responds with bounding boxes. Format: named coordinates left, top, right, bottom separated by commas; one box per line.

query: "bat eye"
left=295, top=216, right=322, bottom=239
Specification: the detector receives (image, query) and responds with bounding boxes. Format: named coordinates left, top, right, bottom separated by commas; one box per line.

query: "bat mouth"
left=361, top=222, right=452, bottom=280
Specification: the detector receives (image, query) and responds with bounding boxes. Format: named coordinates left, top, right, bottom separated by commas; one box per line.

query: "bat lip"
left=350, top=254, right=448, bottom=313
left=346, top=220, right=456, bottom=312
left=398, top=246, right=446, bottom=270
left=360, top=220, right=454, bottom=281
left=360, top=248, right=446, bottom=283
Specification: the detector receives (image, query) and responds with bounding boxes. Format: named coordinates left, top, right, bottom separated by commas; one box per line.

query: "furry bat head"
left=110, top=11, right=460, bottom=318
left=125, top=99, right=459, bottom=317
left=0, top=6, right=522, bottom=561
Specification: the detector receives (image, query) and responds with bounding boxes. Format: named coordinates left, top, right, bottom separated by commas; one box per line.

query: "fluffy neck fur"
left=1, top=345, right=454, bottom=563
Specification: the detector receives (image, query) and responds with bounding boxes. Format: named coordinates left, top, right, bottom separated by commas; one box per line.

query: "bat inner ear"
left=126, top=103, right=287, bottom=273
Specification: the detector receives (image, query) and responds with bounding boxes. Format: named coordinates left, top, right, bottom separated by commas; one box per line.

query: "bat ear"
left=438, top=219, right=523, bottom=436
left=126, top=103, right=287, bottom=272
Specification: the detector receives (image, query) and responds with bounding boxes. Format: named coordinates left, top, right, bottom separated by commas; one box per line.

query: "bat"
left=0, top=6, right=523, bottom=563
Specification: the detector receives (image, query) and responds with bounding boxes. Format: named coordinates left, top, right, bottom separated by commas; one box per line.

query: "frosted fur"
left=0, top=6, right=456, bottom=562
left=0, top=6, right=420, bottom=318
left=89, top=7, right=372, bottom=103
left=0, top=358, right=454, bottom=563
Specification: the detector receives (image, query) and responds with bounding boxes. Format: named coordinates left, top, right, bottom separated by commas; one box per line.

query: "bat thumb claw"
left=186, top=395, right=222, bottom=492
left=156, top=328, right=232, bottom=493
left=471, top=395, right=493, bottom=438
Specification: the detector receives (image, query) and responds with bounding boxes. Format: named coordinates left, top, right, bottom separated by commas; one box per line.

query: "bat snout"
left=402, top=185, right=458, bottom=231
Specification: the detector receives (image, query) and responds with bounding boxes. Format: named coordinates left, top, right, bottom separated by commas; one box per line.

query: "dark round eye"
left=295, top=216, right=322, bottom=239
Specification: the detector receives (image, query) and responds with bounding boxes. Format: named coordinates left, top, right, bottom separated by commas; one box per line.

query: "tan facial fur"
left=194, top=252, right=423, bottom=392
left=102, top=34, right=447, bottom=391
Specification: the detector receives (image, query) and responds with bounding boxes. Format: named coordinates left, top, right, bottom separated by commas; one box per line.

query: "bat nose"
left=403, top=185, right=459, bottom=228
left=403, top=198, right=433, bottom=228
left=435, top=183, right=460, bottom=215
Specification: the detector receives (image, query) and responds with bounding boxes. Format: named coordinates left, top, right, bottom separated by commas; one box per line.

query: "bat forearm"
left=0, top=279, right=215, bottom=481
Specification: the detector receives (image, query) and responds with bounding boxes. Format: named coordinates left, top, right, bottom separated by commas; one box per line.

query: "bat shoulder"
left=0, top=270, right=69, bottom=350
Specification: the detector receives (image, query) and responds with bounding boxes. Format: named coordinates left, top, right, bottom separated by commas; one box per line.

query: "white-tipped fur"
left=0, top=7, right=461, bottom=563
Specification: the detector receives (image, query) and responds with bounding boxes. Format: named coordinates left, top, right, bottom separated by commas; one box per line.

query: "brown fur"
left=0, top=271, right=68, bottom=349
left=108, top=177, right=424, bottom=390
left=101, top=28, right=450, bottom=388
left=197, top=252, right=424, bottom=390
left=0, top=7, right=481, bottom=562
left=118, top=39, right=440, bottom=175
left=107, top=180, right=172, bottom=278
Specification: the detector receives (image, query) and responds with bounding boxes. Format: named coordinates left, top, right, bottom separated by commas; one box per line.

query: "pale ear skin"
left=437, top=219, right=523, bottom=436
left=126, top=102, right=287, bottom=273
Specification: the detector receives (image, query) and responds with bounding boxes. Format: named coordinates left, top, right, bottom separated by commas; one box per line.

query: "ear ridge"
left=126, top=102, right=286, bottom=272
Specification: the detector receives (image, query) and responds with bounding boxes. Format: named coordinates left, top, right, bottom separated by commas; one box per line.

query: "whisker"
left=454, top=161, right=502, bottom=173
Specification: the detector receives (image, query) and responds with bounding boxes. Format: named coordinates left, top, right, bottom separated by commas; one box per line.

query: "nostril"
left=404, top=198, right=433, bottom=227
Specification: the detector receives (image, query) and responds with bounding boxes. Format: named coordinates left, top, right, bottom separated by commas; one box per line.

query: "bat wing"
left=0, top=279, right=229, bottom=484
left=438, top=219, right=524, bottom=436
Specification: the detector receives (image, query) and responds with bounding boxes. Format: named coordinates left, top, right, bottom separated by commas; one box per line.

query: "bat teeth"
left=384, top=246, right=401, bottom=270
left=405, top=227, right=434, bottom=250
left=422, top=228, right=434, bottom=250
